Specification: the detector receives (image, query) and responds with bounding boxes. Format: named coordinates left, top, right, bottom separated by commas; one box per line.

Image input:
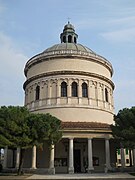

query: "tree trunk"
left=17, top=149, right=25, bottom=175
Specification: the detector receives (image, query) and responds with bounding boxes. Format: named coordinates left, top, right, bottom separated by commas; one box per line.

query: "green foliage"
left=0, top=106, right=62, bottom=174
left=0, top=106, right=62, bottom=148
left=111, top=107, right=135, bottom=149
left=44, top=113, right=62, bottom=146
left=0, top=106, right=30, bottom=148
left=27, top=113, right=62, bottom=147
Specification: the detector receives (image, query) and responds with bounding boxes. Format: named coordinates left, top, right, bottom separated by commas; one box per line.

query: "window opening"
left=72, top=82, right=78, bottom=97
left=82, top=82, right=88, bottom=97
left=74, top=37, right=76, bottom=43
left=63, top=36, right=66, bottom=43
left=105, top=88, right=108, bottom=102
left=68, top=35, right=72, bottom=43
left=61, top=82, right=67, bottom=97
left=35, top=85, right=40, bottom=100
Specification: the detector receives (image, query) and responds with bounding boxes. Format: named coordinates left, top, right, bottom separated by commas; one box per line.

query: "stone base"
left=104, top=166, right=112, bottom=173
left=30, top=167, right=37, bottom=170
left=48, top=168, right=55, bottom=174
left=87, top=167, right=94, bottom=173
left=68, top=167, right=74, bottom=174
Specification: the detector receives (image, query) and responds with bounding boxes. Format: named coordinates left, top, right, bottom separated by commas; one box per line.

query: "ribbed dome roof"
left=43, top=43, right=96, bottom=54
left=63, top=22, right=75, bottom=32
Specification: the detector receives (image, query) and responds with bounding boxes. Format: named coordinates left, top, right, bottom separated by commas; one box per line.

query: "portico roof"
left=61, top=121, right=111, bottom=130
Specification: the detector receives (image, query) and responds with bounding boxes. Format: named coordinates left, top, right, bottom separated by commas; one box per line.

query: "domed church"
left=3, top=22, right=117, bottom=174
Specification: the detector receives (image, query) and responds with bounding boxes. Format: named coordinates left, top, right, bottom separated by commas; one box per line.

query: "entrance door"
left=74, top=149, right=81, bottom=173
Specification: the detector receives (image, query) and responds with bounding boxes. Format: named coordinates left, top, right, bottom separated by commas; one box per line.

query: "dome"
left=63, top=22, right=75, bottom=32
left=25, top=22, right=113, bottom=78
left=43, top=43, right=96, bottom=54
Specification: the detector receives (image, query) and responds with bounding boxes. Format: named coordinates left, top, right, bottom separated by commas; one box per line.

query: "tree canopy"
left=0, top=106, right=30, bottom=148
left=0, top=106, right=62, bottom=174
left=111, top=107, right=135, bottom=149
left=27, top=113, right=62, bottom=146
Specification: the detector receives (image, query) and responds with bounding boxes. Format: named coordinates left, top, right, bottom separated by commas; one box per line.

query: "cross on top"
left=67, top=17, right=71, bottom=24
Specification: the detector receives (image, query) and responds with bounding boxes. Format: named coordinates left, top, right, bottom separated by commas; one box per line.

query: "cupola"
left=60, top=21, right=78, bottom=43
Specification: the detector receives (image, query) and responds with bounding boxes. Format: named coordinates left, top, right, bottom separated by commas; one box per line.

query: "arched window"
left=63, top=36, right=66, bottom=43
left=105, top=88, right=108, bottom=102
left=82, top=82, right=88, bottom=97
left=68, top=35, right=72, bottom=43
left=35, top=85, right=40, bottom=100
left=61, top=82, right=67, bottom=97
left=72, top=82, right=78, bottom=97
left=74, top=37, right=76, bottom=43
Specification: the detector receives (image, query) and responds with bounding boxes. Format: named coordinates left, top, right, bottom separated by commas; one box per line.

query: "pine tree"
left=111, top=107, right=135, bottom=149
left=0, top=106, right=62, bottom=175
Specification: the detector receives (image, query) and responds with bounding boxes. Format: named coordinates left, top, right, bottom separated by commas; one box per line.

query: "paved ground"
left=26, top=173, right=135, bottom=179
left=0, top=173, right=135, bottom=180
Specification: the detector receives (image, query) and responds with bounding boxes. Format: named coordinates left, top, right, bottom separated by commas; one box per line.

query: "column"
left=121, top=147, right=125, bottom=170
left=24, top=90, right=28, bottom=106
left=108, top=89, right=112, bottom=110
left=78, top=80, right=82, bottom=104
left=31, top=146, right=37, bottom=169
left=133, top=149, right=135, bottom=168
left=47, top=81, right=51, bottom=105
left=67, top=80, right=71, bottom=104
left=16, top=147, right=20, bottom=169
left=56, top=80, right=61, bottom=104
left=111, top=94, right=114, bottom=110
left=3, top=146, right=8, bottom=169
left=30, top=86, right=34, bottom=108
left=39, top=83, right=45, bottom=107
left=87, top=138, right=94, bottom=173
left=95, top=83, right=98, bottom=106
left=66, top=35, right=68, bottom=43
left=102, top=85, right=105, bottom=108
left=68, top=138, right=74, bottom=174
left=29, top=87, right=32, bottom=103
left=105, top=139, right=111, bottom=173
left=88, top=81, right=91, bottom=105
left=27, top=88, right=30, bottom=105
left=49, top=144, right=55, bottom=174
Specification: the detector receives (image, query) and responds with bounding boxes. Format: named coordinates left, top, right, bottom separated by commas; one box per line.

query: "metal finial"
left=67, top=17, right=71, bottom=24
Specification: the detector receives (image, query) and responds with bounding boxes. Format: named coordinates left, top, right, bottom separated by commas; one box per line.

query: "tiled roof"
left=61, top=121, right=111, bottom=130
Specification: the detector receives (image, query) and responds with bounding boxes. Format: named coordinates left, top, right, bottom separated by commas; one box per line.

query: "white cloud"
left=100, top=27, right=135, bottom=43
left=0, top=32, right=28, bottom=106
left=109, top=16, right=135, bottom=27
left=75, top=10, right=135, bottom=43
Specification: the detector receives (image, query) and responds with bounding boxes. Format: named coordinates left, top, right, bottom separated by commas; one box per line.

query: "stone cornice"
left=23, top=70, right=115, bottom=90
left=28, top=104, right=114, bottom=115
left=62, top=129, right=112, bottom=134
left=24, top=51, right=113, bottom=77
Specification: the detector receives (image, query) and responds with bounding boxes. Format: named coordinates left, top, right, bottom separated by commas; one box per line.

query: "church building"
left=3, top=22, right=119, bottom=174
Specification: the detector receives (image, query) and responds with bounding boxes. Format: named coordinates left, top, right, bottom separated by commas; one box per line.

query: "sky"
left=0, top=0, right=135, bottom=114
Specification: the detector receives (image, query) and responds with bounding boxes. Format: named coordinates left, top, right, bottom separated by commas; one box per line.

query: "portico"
left=3, top=121, right=115, bottom=174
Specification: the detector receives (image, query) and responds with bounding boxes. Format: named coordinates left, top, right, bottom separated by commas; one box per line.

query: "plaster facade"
left=3, top=22, right=118, bottom=174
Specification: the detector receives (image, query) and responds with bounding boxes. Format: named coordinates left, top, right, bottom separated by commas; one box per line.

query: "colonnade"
left=25, top=78, right=113, bottom=110
left=3, top=138, right=113, bottom=174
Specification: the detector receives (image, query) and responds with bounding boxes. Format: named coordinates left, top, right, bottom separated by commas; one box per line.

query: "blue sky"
left=0, top=0, right=135, bottom=113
